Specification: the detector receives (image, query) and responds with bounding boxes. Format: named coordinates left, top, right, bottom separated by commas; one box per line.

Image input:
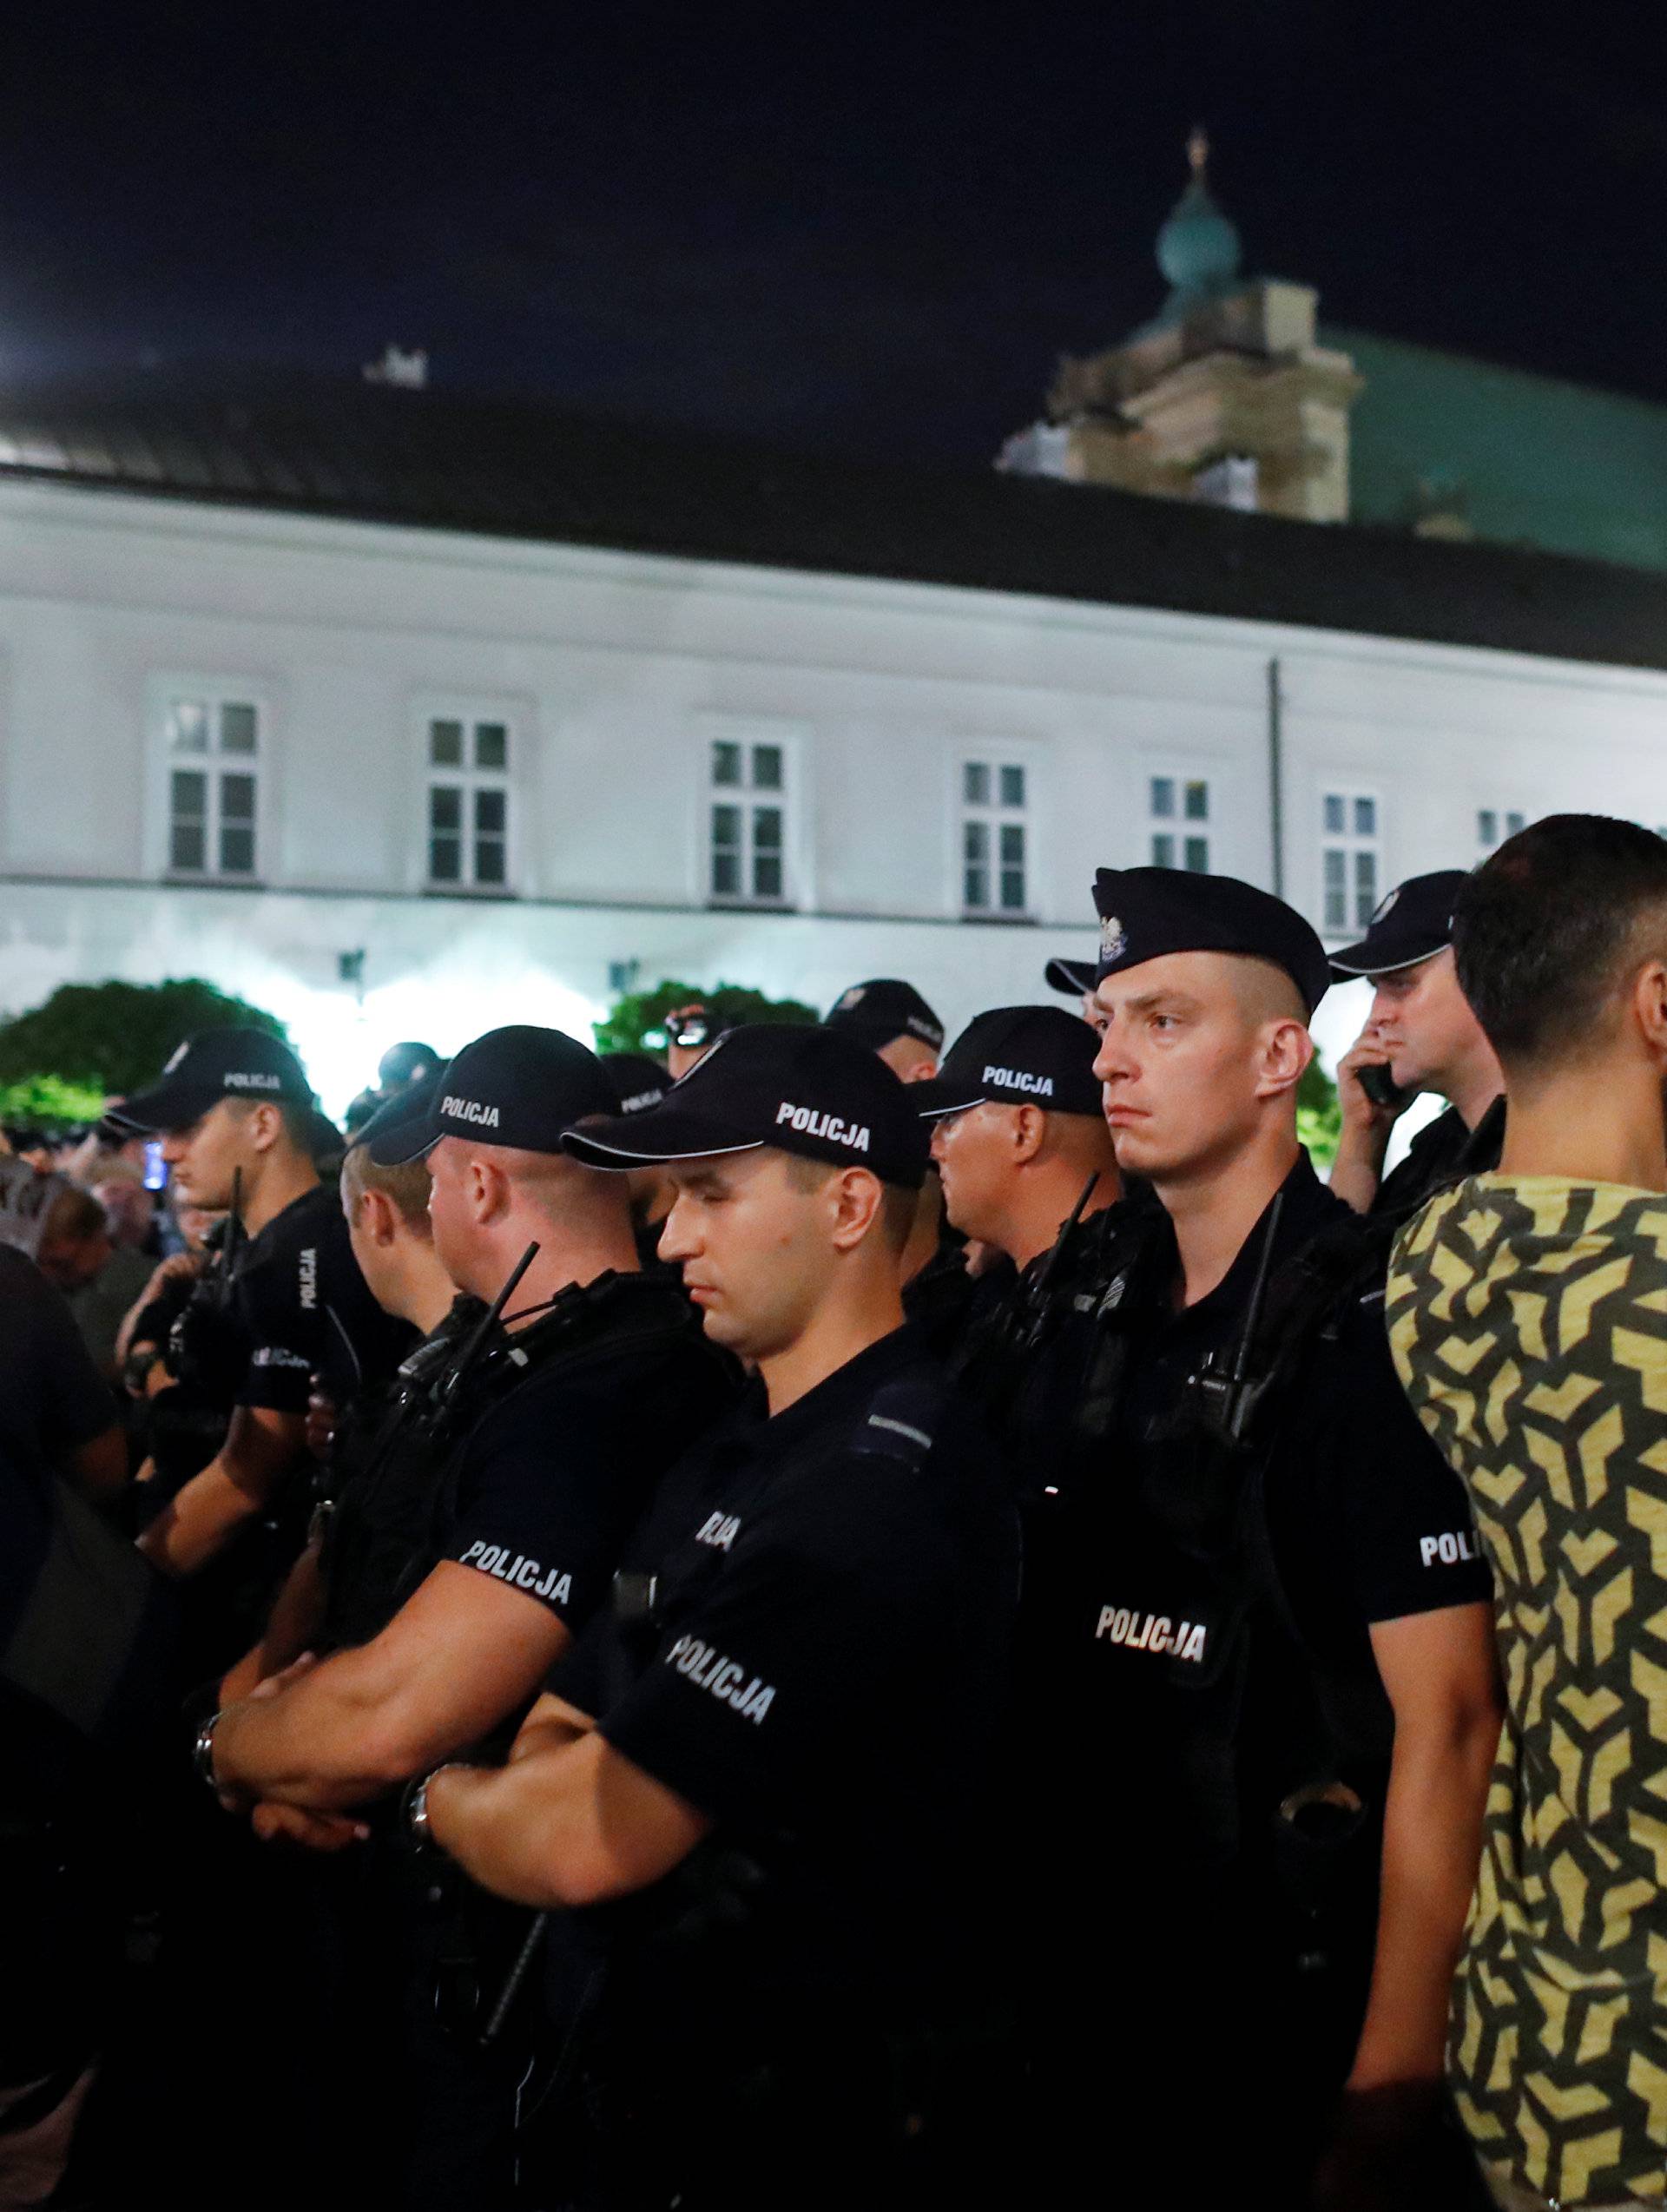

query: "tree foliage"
left=0, top=978, right=289, bottom=1109
left=593, top=978, right=817, bottom=1059
left=1297, top=1054, right=1343, bottom=1169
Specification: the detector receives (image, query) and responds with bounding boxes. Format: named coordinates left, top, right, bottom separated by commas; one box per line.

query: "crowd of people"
left=3, top=814, right=1663, bottom=2211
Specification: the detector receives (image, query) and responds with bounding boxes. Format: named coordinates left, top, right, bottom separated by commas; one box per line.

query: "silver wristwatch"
left=405, top=1764, right=458, bottom=1849
left=192, top=1710, right=223, bottom=1793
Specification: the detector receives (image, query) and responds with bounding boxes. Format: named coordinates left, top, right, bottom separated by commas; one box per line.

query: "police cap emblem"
left=1100, top=913, right=1128, bottom=962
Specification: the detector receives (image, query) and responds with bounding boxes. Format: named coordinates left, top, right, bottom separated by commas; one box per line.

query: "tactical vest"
left=320, top=1272, right=705, bottom=1653
left=951, top=1184, right=1158, bottom=1488
left=1040, top=1200, right=1405, bottom=1970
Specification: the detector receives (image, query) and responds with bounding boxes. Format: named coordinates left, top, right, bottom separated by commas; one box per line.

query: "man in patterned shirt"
left=1389, top=814, right=1667, bottom=2211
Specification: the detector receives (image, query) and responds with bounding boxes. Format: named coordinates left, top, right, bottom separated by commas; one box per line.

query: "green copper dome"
left=1156, top=129, right=1242, bottom=303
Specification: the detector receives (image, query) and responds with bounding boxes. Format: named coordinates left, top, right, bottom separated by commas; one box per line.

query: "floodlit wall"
left=0, top=479, right=1662, bottom=1111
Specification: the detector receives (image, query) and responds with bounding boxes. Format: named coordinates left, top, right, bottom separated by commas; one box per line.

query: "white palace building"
left=6, top=150, right=1667, bottom=1109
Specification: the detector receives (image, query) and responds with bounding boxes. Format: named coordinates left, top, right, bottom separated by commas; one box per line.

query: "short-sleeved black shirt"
left=1033, top=1154, right=1492, bottom=1938
left=229, top=1183, right=409, bottom=1415
left=554, top=1325, right=1019, bottom=2011
left=1372, top=1094, right=1505, bottom=1222
left=441, top=1279, right=741, bottom=1636
left=0, top=1246, right=117, bottom=1472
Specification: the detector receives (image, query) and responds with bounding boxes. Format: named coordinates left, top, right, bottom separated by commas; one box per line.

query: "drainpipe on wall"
left=1267, top=655, right=1285, bottom=899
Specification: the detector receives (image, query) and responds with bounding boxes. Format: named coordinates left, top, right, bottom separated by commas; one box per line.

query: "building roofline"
left=0, top=374, right=1665, bottom=675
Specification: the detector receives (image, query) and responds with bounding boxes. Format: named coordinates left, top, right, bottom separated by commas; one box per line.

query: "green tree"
left=1297, top=1054, right=1343, bottom=1169
left=0, top=977, right=289, bottom=1122
left=593, top=978, right=817, bottom=1059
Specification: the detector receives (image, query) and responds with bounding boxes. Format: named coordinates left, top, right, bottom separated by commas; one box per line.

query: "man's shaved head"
left=1227, top=957, right=1309, bottom=1030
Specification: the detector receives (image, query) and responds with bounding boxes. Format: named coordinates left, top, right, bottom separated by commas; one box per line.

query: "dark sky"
left=1, top=3, right=1663, bottom=464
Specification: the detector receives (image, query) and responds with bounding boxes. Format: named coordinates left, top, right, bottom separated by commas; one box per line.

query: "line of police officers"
left=11, top=858, right=1518, bottom=2210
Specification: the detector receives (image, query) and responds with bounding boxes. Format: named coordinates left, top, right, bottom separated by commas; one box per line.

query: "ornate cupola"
left=999, top=131, right=1363, bottom=523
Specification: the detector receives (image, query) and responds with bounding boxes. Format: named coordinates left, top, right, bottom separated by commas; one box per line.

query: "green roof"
left=1326, top=326, right=1667, bottom=575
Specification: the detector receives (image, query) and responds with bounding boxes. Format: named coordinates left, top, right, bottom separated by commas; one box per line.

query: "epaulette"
left=849, top=1379, right=947, bottom=1473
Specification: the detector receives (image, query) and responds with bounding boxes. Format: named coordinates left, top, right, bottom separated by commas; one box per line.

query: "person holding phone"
left=1328, top=869, right=1505, bottom=1218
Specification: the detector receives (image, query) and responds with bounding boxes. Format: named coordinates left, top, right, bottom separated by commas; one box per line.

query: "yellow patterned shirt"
left=1388, top=1177, right=1667, bottom=2207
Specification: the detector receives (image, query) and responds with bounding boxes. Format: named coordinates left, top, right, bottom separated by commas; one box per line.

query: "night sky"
left=1, top=3, right=1662, bottom=465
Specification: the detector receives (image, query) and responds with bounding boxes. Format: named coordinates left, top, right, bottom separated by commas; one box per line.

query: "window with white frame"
left=1146, top=773, right=1212, bottom=872
left=164, top=693, right=260, bottom=879
left=708, top=735, right=790, bottom=905
left=961, top=757, right=1029, bottom=916
left=1476, top=806, right=1526, bottom=856
left=426, top=714, right=511, bottom=889
left=1321, top=789, right=1381, bottom=935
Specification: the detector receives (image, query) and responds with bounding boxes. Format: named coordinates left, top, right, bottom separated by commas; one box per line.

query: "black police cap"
left=563, top=1024, right=930, bottom=1189
left=916, top=1006, right=1104, bottom=1120
left=349, top=1073, right=442, bottom=1164
left=601, top=1052, right=671, bottom=1116
left=1092, top=866, right=1331, bottom=1017
left=110, top=1027, right=316, bottom=1134
left=823, top=978, right=946, bottom=1056
left=1044, top=954, right=1098, bottom=998
left=1328, top=869, right=1471, bottom=979
left=378, top=1039, right=444, bottom=1090
left=367, top=1026, right=616, bottom=1165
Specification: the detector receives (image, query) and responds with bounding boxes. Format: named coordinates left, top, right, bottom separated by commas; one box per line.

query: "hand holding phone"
left=1358, top=1062, right=1409, bottom=1111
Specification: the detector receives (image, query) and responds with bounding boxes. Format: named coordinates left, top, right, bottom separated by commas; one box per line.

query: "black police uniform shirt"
left=901, top=1224, right=1014, bottom=1357
left=229, top=1182, right=409, bottom=1416
left=437, top=1278, right=740, bottom=1643
left=1040, top=1152, right=1491, bottom=1945
left=551, top=1324, right=1019, bottom=2017
left=1372, top=1093, right=1506, bottom=1222
left=315, top=1292, right=487, bottom=1651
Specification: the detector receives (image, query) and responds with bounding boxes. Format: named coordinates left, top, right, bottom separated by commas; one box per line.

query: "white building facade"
left=0, top=457, right=1664, bottom=1113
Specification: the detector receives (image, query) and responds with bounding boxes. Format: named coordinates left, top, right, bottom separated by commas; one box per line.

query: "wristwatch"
left=405, top=1764, right=462, bottom=1851
left=192, top=1709, right=223, bottom=1794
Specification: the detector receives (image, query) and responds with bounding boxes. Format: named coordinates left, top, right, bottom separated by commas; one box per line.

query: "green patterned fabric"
left=1388, top=1177, right=1667, bottom=2207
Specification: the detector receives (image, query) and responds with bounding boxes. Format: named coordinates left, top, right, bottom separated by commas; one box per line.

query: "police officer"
left=1028, top=867, right=1502, bottom=2201
left=1328, top=869, right=1506, bottom=1217
left=823, top=976, right=984, bottom=1338
left=918, top=1006, right=1126, bottom=1485
left=112, top=1030, right=405, bottom=1652
left=343, top=1038, right=445, bottom=1136
left=822, top=975, right=946, bottom=1079
left=1043, top=950, right=1099, bottom=1024
left=921, top=1004, right=1119, bottom=1274
left=600, top=1050, right=676, bottom=1272
left=214, top=1075, right=465, bottom=1698
left=202, top=1026, right=738, bottom=2212
left=416, top=1025, right=1020, bottom=2211
left=662, top=1001, right=733, bottom=1079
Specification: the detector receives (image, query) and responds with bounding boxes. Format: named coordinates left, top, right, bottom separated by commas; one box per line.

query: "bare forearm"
left=1348, top=1719, right=1497, bottom=2086
left=138, top=1457, right=260, bottom=1574
left=426, top=1756, right=591, bottom=1908
left=214, top=1657, right=411, bottom=1810
left=138, top=1408, right=301, bottom=1575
